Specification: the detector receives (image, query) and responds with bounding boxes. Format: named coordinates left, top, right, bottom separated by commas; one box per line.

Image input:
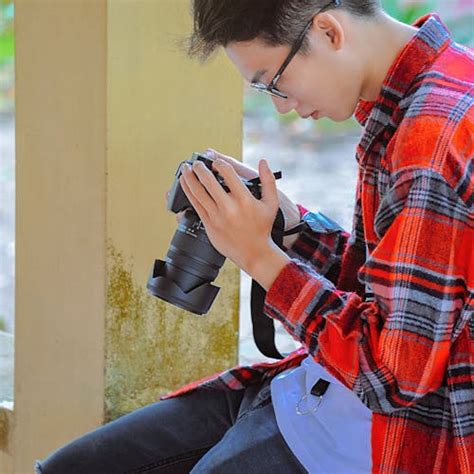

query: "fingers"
left=212, top=159, right=250, bottom=199
left=258, top=159, right=279, bottom=210
left=179, top=165, right=216, bottom=220
left=191, top=160, right=229, bottom=203
left=206, top=148, right=258, bottom=180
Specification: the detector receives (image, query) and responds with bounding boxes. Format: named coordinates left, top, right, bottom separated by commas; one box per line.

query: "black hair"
left=188, top=0, right=382, bottom=61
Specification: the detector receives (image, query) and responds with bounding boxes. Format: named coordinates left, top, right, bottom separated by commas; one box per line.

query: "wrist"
left=282, top=203, right=307, bottom=250
left=282, top=228, right=302, bottom=250
left=245, top=241, right=290, bottom=291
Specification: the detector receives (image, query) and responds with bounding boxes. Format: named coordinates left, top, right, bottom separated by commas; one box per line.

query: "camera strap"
left=250, top=208, right=304, bottom=360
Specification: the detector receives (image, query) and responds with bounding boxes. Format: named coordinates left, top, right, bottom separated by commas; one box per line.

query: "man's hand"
left=206, top=150, right=302, bottom=247
left=165, top=149, right=303, bottom=250
left=178, top=152, right=290, bottom=290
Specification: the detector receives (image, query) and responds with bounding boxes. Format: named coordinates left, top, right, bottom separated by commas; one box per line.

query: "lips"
left=300, top=109, right=322, bottom=119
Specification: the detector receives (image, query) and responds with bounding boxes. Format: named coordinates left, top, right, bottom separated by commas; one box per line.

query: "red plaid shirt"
left=161, top=14, right=473, bottom=474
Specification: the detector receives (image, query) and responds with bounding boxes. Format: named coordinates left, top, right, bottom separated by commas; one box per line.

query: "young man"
left=36, top=0, right=473, bottom=473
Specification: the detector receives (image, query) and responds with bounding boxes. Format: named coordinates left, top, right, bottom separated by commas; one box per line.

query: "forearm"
left=280, top=202, right=305, bottom=250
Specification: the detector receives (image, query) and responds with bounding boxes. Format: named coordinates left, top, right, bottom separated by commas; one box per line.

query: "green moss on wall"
left=0, top=409, right=9, bottom=451
left=105, top=241, right=239, bottom=422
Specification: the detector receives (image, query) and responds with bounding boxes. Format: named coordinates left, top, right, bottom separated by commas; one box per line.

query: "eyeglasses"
left=250, top=0, right=341, bottom=99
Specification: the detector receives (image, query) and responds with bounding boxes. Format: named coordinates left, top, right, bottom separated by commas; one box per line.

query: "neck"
left=359, top=13, right=419, bottom=101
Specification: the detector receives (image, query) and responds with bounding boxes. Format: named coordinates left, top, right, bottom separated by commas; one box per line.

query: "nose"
left=271, top=95, right=298, bottom=115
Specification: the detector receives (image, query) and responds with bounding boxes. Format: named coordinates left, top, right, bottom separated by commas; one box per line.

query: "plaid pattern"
left=161, top=14, right=473, bottom=473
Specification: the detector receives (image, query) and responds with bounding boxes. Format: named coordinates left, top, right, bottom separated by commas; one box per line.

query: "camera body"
left=167, top=152, right=266, bottom=213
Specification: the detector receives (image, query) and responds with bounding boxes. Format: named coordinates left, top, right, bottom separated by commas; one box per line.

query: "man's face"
left=225, top=12, right=365, bottom=122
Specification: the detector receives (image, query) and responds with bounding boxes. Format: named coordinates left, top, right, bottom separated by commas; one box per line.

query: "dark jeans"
left=35, top=378, right=307, bottom=473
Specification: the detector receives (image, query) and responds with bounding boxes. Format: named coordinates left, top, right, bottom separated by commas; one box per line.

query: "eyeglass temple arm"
left=268, top=0, right=341, bottom=88
left=268, top=20, right=313, bottom=88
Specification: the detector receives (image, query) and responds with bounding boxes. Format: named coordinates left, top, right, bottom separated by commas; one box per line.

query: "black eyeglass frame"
left=250, top=0, right=341, bottom=99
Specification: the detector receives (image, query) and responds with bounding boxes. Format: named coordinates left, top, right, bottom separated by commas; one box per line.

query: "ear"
left=312, top=12, right=344, bottom=51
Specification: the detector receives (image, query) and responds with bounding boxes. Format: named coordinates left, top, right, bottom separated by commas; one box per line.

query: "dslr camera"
left=146, top=152, right=282, bottom=315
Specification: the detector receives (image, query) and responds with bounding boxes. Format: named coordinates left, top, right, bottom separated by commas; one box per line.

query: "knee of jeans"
left=33, top=440, right=90, bottom=474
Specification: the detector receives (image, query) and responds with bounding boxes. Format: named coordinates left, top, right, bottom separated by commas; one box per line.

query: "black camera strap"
left=250, top=209, right=305, bottom=360
left=250, top=213, right=332, bottom=398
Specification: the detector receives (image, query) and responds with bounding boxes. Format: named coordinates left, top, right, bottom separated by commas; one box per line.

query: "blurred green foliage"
left=383, top=0, right=436, bottom=24
left=0, top=0, right=14, bottom=113
left=0, top=0, right=14, bottom=66
left=0, top=315, right=6, bottom=332
left=383, top=0, right=473, bottom=46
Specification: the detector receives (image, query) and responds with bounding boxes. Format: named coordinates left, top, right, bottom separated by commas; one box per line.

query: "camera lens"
left=147, top=210, right=225, bottom=315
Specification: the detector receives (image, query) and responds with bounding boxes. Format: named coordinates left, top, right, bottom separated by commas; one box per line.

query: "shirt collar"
left=354, top=13, right=452, bottom=127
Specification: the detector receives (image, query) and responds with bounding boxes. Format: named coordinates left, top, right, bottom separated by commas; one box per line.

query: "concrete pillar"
left=1, top=1, right=242, bottom=472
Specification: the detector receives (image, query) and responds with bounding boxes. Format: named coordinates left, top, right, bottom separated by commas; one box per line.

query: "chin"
left=327, top=111, right=348, bottom=122
left=331, top=107, right=356, bottom=122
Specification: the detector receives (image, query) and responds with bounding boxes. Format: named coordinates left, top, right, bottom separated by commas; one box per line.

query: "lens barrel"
left=147, top=210, right=225, bottom=315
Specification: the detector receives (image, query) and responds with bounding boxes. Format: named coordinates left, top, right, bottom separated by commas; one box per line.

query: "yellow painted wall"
left=6, top=0, right=243, bottom=472
left=12, top=1, right=108, bottom=472
left=105, top=0, right=243, bottom=420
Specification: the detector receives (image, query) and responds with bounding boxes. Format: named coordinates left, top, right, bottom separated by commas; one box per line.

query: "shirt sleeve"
left=286, top=204, right=366, bottom=294
left=264, top=169, right=472, bottom=414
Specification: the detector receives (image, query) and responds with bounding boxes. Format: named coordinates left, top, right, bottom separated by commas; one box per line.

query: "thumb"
left=258, top=159, right=279, bottom=209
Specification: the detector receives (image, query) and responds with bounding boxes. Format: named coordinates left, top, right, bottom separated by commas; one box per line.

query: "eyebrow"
left=251, top=69, right=268, bottom=83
